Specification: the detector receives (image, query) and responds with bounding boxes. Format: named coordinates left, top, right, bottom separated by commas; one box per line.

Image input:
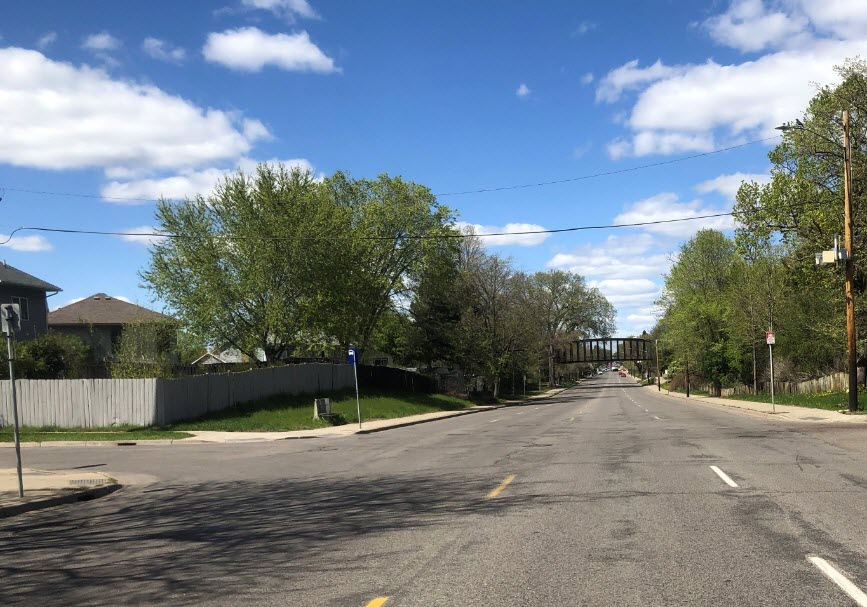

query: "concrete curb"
left=0, top=483, right=121, bottom=518
left=356, top=406, right=498, bottom=434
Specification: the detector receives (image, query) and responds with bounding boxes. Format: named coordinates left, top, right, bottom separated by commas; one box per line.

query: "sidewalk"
left=0, top=467, right=121, bottom=518
left=643, top=383, right=867, bottom=424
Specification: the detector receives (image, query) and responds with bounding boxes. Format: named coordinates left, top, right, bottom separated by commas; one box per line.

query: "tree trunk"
left=752, top=344, right=757, bottom=394
left=548, top=342, right=554, bottom=387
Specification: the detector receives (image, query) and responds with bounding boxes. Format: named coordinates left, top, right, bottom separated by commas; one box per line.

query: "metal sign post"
left=766, top=330, right=776, bottom=413
left=2, top=304, right=22, bottom=498
left=348, top=349, right=361, bottom=429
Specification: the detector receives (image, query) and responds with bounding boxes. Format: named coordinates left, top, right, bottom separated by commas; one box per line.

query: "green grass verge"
left=0, top=427, right=192, bottom=442
left=724, top=391, right=867, bottom=412
left=168, top=390, right=475, bottom=432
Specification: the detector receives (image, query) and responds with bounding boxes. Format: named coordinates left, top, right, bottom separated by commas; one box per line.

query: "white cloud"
left=596, top=59, right=686, bottom=103
left=143, top=37, right=186, bottom=63
left=547, top=233, right=672, bottom=281
left=82, top=32, right=121, bottom=51
left=203, top=27, right=337, bottom=73
left=580, top=72, right=594, bottom=85
left=573, top=21, right=597, bottom=36
left=0, top=234, right=52, bottom=252
left=456, top=222, right=550, bottom=247
left=694, top=171, right=771, bottom=202
left=588, top=278, right=662, bottom=308
left=597, top=1, right=867, bottom=158
left=516, top=83, right=531, bottom=98
left=117, top=226, right=168, bottom=247
left=613, top=192, right=733, bottom=237
left=703, top=0, right=810, bottom=53
left=0, top=48, right=270, bottom=174
left=572, top=142, right=592, bottom=159
left=37, top=32, right=57, bottom=49
left=241, top=0, right=319, bottom=21
left=112, top=295, right=132, bottom=303
left=101, top=157, right=315, bottom=202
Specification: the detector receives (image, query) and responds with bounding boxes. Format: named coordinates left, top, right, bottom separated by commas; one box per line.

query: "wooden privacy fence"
left=0, top=363, right=358, bottom=428
left=717, top=371, right=853, bottom=397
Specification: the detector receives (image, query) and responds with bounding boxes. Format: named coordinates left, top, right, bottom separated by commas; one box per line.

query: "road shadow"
left=0, top=472, right=545, bottom=605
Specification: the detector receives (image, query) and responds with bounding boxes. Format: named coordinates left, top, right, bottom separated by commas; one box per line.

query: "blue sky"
left=2, top=0, right=866, bottom=335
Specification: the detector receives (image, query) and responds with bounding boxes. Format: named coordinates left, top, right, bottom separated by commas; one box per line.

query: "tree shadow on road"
left=0, top=471, right=546, bottom=606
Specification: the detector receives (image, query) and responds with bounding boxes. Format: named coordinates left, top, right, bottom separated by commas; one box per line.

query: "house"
left=48, top=293, right=173, bottom=360
left=191, top=347, right=265, bottom=365
left=0, top=262, right=62, bottom=341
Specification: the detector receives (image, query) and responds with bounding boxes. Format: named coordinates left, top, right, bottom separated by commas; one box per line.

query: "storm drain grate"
left=69, top=479, right=108, bottom=486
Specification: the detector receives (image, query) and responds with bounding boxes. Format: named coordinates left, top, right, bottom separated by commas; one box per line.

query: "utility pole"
left=843, top=110, right=858, bottom=412
left=685, top=353, right=690, bottom=398
left=655, top=339, right=661, bottom=391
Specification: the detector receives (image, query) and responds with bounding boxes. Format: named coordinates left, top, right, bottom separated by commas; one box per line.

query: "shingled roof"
left=48, top=293, right=172, bottom=326
left=0, top=262, right=61, bottom=292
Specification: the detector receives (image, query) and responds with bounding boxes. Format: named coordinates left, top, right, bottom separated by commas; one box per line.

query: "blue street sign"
left=348, top=349, right=357, bottom=365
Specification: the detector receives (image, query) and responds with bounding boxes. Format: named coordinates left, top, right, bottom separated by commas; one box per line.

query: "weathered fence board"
left=0, top=364, right=360, bottom=428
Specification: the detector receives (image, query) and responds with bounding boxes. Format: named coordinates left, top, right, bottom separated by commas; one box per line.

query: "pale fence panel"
left=718, top=371, right=851, bottom=398
left=0, top=364, right=355, bottom=429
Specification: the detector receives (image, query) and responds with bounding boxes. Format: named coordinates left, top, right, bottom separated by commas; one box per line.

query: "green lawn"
left=724, top=391, right=867, bottom=412
left=168, top=390, right=475, bottom=432
left=0, top=427, right=193, bottom=442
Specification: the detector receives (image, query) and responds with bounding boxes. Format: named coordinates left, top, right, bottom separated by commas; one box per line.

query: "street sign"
left=766, top=331, right=775, bottom=345
left=348, top=348, right=357, bottom=365
left=1, top=303, right=20, bottom=335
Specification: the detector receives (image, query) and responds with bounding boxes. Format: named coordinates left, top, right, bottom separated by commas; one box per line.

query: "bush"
left=1, top=331, right=90, bottom=379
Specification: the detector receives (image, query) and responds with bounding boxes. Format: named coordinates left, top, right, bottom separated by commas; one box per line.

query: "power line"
left=0, top=136, right=780, bottom=204
left=435, top=137, right=781, bottom=196
left=0, top=212, right=737, bottom=245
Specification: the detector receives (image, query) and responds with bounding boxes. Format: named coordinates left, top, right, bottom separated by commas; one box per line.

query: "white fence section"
left=0, top=364, right=356, bottom=428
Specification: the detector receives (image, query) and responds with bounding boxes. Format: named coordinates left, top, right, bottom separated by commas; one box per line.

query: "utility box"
left=313, top=398, right=331, bottom=419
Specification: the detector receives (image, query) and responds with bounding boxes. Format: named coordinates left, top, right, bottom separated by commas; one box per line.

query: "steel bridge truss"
left=555, top=338, right=652, bottom=364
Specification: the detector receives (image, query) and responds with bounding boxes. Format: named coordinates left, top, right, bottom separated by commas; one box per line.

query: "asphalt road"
left=4, top=373, right=867, bottom=605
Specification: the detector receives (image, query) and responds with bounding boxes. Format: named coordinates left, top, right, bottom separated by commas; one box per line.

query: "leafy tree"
left=111, top=320, right=178, bottom=378
left=144, top=164, right=343, bottom=363
left=3, top=332, right=90, bottom=379
left=657, top=229, right=738, bottom=396
left=321, top=172, right=456, bottom=354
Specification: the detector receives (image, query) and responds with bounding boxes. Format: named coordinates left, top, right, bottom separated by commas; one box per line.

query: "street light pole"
left=843, top=111, right=858, bottom=412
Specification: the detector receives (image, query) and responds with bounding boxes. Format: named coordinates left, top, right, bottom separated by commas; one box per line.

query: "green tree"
left=144, top=164, right=342, bottom=363
left=321, top=172, right=456, bottom=354
left=111, top=320, right=178, bottom=378
left=5, top=332, right=90, bottom=379
left=658, top=229, right=738, bottom=396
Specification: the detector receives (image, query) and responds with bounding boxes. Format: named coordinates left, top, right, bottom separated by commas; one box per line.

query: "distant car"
left=619, top=372, right=626, bottom=377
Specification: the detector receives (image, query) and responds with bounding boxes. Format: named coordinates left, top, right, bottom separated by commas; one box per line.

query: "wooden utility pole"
left=843, top=111, right=858, bottom=412
left=655, top=339, right=661, bottom=391
left=685, top=353, right=690, bottom=398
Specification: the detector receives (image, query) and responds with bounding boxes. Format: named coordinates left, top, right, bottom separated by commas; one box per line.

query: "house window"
left=373, top=358, right=388, bottom=367
left=11, top=297, right=28, bottom=321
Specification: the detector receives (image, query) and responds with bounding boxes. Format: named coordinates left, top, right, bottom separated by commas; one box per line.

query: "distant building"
left=0, top=262, right=62, bottom=341
left=48, top=293, right=173, bottom=360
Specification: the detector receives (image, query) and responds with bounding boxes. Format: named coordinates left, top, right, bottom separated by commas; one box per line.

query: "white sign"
left=766, top=331, right=775, bottom=345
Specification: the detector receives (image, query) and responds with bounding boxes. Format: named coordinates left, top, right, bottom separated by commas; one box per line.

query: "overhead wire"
left=0, top=136, right=780, bottom=204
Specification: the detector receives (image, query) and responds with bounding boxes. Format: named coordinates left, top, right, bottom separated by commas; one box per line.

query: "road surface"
left=3, top=372, right=867, bottom=605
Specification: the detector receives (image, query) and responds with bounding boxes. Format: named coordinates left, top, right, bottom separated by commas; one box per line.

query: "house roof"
left=48, top=293, right=172, bottom=326
left=0, top=262, right=61, bottom=292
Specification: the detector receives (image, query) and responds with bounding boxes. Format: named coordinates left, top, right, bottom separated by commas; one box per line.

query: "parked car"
left=619, top=372, right=626, bottom=377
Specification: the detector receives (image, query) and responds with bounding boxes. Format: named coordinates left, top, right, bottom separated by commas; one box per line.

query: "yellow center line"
left=366, top=598, right=389, bottom=607
left=487, top=474, right=516, bottom=499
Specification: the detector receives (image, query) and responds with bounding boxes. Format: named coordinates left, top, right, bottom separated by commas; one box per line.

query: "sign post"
left=2, top=304, right=22, bottom=498
left=766, top=330, right=776, bottom=414
left=348, top=348, right=362, bottom=429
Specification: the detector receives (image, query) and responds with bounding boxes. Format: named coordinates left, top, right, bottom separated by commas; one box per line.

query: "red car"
left=619, top=372, right=626, bottom=377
